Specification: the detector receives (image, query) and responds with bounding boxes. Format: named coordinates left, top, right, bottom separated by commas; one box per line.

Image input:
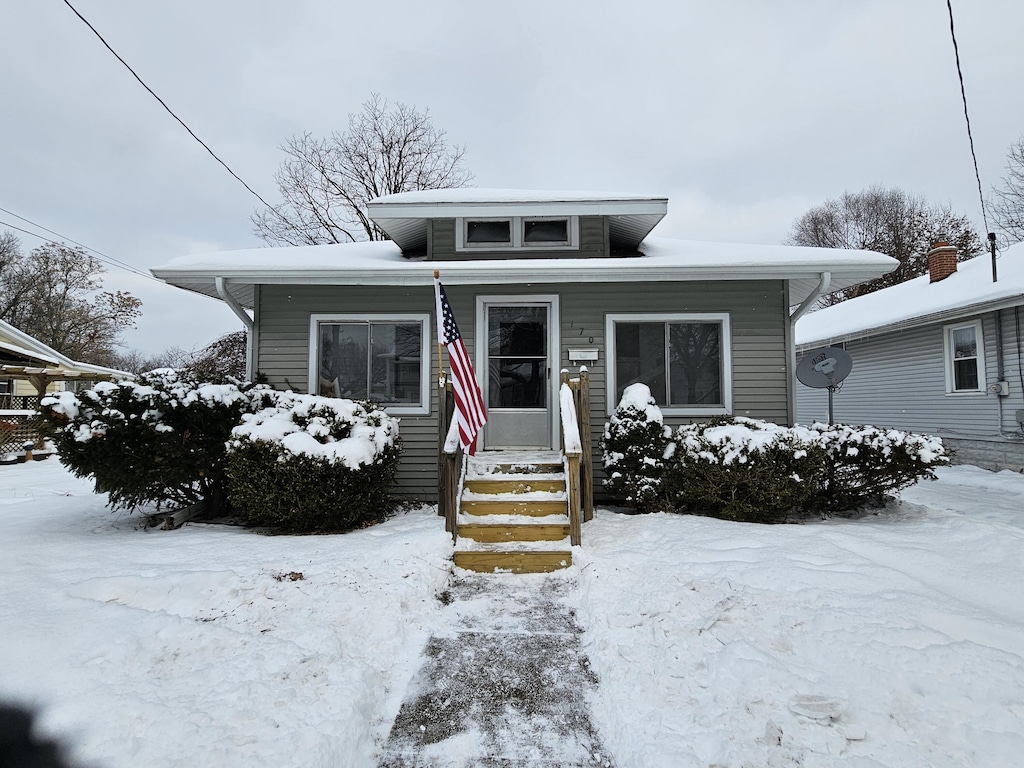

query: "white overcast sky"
left=3, top=1, right=1023, bottom=355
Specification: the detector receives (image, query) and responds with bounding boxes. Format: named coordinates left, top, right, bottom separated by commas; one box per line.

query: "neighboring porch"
left=438, top=369, right=595, bottom=573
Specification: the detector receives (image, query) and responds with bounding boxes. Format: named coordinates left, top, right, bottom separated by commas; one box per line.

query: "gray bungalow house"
left=153, top=189, right=897, bottom=499
left=796, top=241, right=1024, bottom=472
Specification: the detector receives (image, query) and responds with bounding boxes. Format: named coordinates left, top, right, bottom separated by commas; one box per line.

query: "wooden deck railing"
left=559, top=367, right=594, bottom=545
left=437, top=374, right=463, bottom=542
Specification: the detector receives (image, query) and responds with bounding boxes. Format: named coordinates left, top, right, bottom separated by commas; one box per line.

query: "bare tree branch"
left=785, top=186, right=985, bottom=306
left=992, top=135, right=1024, bottom=245
left=252, top=94, right=473, bottom=246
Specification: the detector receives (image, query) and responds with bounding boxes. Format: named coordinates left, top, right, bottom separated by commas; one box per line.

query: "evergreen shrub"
left=805, top=422, right=948, bottom=512
left=669, top=418, right=828, bottom=523
left=40, top=370, right=266, bottom=512
left=225, top=393, right=401, bottom=532
left=601, top=384, right=673, bottom=512
left=601, top=390, right=948, bottom=521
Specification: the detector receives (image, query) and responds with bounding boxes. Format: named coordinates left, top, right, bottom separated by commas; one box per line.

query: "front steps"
left=453, top=451, right=574, bottom=574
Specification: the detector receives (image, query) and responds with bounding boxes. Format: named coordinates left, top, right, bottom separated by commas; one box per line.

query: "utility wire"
left=0, top=217, right=163, bottom=286
left=946, top=0, right=990, bottom=234
left=0, top=205, right=152, bottom=279
left=62, top=0, right=279, bottom=213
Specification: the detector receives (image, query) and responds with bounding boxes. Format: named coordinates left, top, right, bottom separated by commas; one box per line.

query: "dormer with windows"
left=366, top=189, right=668, bottom=260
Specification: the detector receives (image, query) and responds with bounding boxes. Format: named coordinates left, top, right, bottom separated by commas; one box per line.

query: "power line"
left=62, top=0, right=279, bottom=213
left=946, top=0, right=990, bottom=234
left=0, top=205, right=152, bottom=279
left=0, top=215, right=164, bottom=285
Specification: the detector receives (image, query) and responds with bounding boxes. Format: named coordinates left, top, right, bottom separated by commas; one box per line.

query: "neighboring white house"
left=0, top=318, right=130, bottom=404
left=152, top=188, right=898, bottom=498
left=795, top=242, right=1024, bottom=472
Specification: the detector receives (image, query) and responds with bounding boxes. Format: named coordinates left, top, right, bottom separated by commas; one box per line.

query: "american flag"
left=434, top=278, right=487, bottom=454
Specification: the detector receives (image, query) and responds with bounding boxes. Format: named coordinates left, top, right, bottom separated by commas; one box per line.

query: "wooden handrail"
left=559, top=372, right=583, bottom=546
left=437, top=374, right=463, bottom=541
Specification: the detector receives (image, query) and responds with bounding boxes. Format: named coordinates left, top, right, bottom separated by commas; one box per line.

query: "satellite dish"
left=797, top=347, right=853, bottom=390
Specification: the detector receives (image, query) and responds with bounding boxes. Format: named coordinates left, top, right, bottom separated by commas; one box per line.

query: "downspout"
left=215, top=277, right=255, bottom=381
left=787, top=272, right=832, bottom=426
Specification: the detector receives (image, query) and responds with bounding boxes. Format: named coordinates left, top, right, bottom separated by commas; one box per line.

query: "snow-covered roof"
left=370, top=188, right=664, bottom=205
left=366, top=187, right=669, bottom=251
left=152, top=235, right=897, bottom=311
left=0, top=318, right=131, bottom=379
left=795, top=242, right=1024, bottom=347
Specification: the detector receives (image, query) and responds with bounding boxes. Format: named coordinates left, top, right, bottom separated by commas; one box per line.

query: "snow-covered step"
left=458, top=521, right=571, bottom=543
left=464, top=477, right=566, bottom=495
left=454, top=549, right=573, bottom=574
left=461, top=499, right=568, bottom=517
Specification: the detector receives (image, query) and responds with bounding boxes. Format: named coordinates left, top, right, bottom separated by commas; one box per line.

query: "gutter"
left=215, top=277, right=255, bottom=380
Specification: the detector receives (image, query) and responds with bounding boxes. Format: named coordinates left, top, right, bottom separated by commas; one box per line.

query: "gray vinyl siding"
left=255, top=279, right=791, bottom=499
left=428, top=217, right=607, bottom=260
left=795, top=310, right=1024, bottom=444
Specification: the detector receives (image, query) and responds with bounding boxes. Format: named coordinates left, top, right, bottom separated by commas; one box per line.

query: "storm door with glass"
left=481, top=301, right=556, bottom=449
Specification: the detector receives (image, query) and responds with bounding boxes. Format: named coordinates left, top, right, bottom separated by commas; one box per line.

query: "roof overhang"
left=796, top=295, right=1024, bottom=350
left=366, top=190, right=668, bottom=252
left=152, top=238, right=898, bottom=311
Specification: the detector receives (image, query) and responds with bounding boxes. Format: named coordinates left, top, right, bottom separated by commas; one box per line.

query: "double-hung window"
left=944, top=320, right=985, bottom=394
left=308, top=314, right=430, bottom=414
left=607, top=313, right=732, bottom=415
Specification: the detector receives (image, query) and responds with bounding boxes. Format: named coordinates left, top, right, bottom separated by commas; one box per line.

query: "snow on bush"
left=601, top=384, right=673, bottom=513
left=669, top=418, right=828, bottom=522
left=40, top=370, right=267, bottom=513
left=225, top=393, right=401, bottom=532
left=602, top=401, right=948, bottom=521
left=805, top=422, right=948, bottom=512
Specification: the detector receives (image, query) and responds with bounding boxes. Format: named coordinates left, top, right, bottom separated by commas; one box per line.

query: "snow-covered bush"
left=669, top=418, right=828, bottom=523
left=805, top=422, right=948, bottom=512
left=225, top=393, right=401, bottom=532
left=40, top=370, right=269, bottom=513
left=601, top=384, right=674, bottom=513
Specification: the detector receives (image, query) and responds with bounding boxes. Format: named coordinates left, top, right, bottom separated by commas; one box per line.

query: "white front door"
left=477, top=296, right=559, bottom=450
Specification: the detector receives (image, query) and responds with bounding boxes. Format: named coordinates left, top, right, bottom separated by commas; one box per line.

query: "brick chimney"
left=927, top=241, right=958, bottom=283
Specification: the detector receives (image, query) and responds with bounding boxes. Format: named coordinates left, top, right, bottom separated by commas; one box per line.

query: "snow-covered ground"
left=2, top=460, right=1022, bottom=767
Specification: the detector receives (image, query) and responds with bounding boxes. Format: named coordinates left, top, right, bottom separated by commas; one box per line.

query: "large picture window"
left=308, top=314, right=430, bottom=414
left=606, top=313, right=732, bottom=415
left=944, top=320, right=985, bottom=394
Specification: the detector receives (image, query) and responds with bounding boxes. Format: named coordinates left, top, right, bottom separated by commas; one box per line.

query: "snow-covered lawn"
left=2, top=460, right=1022, bottom=767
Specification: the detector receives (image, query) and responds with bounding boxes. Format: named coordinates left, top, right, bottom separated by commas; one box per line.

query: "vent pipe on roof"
left=989, top=232, right=998, bottom=283
left=926, top=241, right=958, bottom=283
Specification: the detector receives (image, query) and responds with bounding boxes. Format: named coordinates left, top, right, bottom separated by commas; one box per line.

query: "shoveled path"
left=377, top=571, right=613, bottom=767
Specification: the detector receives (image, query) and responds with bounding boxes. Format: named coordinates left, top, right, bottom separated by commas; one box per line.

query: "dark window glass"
left=615, top=321, right=724, bottom=407
left=615, top=322, right=666, bottom=405
left=466, top=220, right=511, bottom=244
left=523, top=219, right=568, bottom=244
left=317, top=322, right=421, bottom=404
left=487, top=306, right=547, bottom=408
left=949, top=325, right=980, bottom=391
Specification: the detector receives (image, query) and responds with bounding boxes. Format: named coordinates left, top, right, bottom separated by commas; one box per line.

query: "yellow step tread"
left=454, top=550, right=572, bottom=574
left=461, top=500, right=567, bottom=516
left=464, top=478, right=566, bottom=494
left=457, top=523, right=570, bottom=543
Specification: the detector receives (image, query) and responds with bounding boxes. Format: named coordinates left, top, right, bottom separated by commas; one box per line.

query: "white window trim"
left=943, top=319, right=986, bottom=395
left=455, top=215, right=579, bottom=252
left=605, top=312, right=733, bottom=416
left=308, top=313, right=431, bottom=415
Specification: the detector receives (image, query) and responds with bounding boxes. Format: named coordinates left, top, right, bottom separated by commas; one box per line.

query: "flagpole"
left=434, top=270, right=444, bottom=387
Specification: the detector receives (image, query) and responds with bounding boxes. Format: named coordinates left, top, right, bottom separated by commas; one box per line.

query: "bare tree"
left=252, top=94, right=473, bottom=246
left=992, top=135, right=1024, bottom=245
left=785, top=186, right=984, bottom=305
left=0, top=235, right=142, bottom=366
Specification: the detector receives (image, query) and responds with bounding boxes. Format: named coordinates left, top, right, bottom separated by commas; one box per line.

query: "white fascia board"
left=796, top=296, right=1024, bottom=350
left=367, top=198, right=668, bottom=220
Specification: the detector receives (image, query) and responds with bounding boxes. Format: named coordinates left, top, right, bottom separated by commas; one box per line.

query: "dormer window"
left=466, top=219, right=512, bottom=245
left=456, top=216, right=578, bottom=251
left=523, top=218, right=569, bottom=245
